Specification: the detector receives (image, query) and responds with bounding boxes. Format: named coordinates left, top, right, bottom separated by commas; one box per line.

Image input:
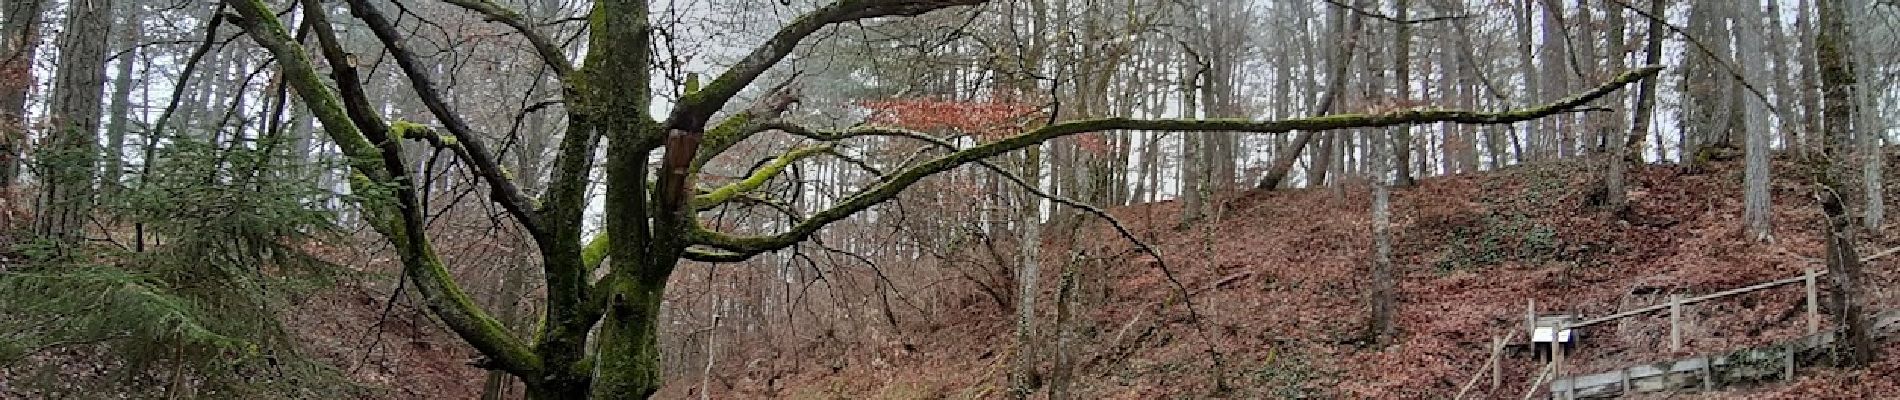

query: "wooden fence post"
left=1784, top=347, right=1796, bottom=380
left=1700, top=355, right=1714, bottom=391
left=1557, top=323, right=1572, bottom=400
left=1492, top=334, right=1503, bottom=390
left=1527, top=299, right=1536, bottom=343
left=1620, top=369, right=1631, bottom=395
left=1670, top=294, right=1683, bottom=352
left=1805, top=268, right=1820, bottom=335
left=1554, top=322, right=1565, bottom=377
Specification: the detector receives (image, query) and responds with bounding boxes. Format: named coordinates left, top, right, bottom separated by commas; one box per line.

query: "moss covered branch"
left=692, top=145, right=830, bottom=210
left=347, top=0, right=546, bottom=238
left=692, top=66, right=1663, bottom=255
left=224, top=0, right=542, bottom=378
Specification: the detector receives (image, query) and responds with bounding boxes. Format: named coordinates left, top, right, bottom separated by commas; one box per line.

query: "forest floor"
left=665, top=155, right=1900, bottom=399
left=57, top=154, right=1893, bottom=399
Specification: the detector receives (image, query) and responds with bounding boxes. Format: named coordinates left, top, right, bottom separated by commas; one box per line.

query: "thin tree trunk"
left=1048, top=261, right=1078, bottom=400
left=1798, top=0, right=1825, bottom=153
left=1010, top=143, right=1044, bottom=398
left=1815, top=0, right=1874, bottom=367
left=1852, top=9, right=1883, bottom=232
left=1370, top=123, right=1396, bottom=344
left=103, top=9, right=141, bottom=197
left=1179, top=48, right=1208, bottom=224
left=1256, top=0, right=1362, bottom=190
left=1538, top=0, right=1572, bottom=159
left=1607, top=0, right=1667, bottom=213
left=1766, top=0, right=1802, bottom=151
left=0, top=0, right=45, bottom=194
left=1515, top=0, right=1542, bottom=160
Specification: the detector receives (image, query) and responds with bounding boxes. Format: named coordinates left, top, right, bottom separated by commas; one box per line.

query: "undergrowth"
left=1249, top=348, right=1321, bottom=398
left=1434, top=168, right=1570, bottom=272
left=0, top=135, right=368, bottom=397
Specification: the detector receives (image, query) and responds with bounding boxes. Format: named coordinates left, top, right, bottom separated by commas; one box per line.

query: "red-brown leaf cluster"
left=860, top=97, right=1041, bottom=139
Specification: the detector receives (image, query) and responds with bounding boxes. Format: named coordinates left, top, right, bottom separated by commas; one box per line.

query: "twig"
left=1320, top=0, right=1474, bottom=24
left=352, top=273, right=408, bottom=374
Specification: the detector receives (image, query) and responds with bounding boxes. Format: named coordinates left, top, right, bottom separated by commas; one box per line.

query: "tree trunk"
left=1179, top=53, right=1208, bottom=224
left=1766, top=0, right=1802, bottom=151
left=1851, top=10, right=1883, bottom=232
left=1515, top=0, right=1542, bottom=160
left=1814, top=0, right=1875, bottom=367
left=1537, top=0, right=1572, bottom=159
left=1742, top=0, right=1774, bottom=242
left=1010, top=143, right=1044, bottom=398
left=1256, top=0, right=1361, bottom=190
left=1048, top=261, right=1078, bottom=400
left=39, top=0, right=115, bottom=244
left=1391, top=0, right=1416, bottom=187
left=1370, top=125, right=1396, bottom=344
left=1607, top=0, right=1666, bottom=213
left=103, top=8, right=141, bottom=197
left=0, top=0, right=43, bottom=194
left=587, top=273, right=668, bottom=398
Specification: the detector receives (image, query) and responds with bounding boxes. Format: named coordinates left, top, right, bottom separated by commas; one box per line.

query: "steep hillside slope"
left=701, top=157, right=1900, bottom=399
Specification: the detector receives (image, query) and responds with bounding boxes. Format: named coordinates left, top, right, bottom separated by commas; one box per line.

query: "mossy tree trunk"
left=1814, top=0, right=1875, bottom=367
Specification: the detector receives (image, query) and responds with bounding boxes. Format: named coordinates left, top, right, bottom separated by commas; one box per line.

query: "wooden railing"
left=1524, top=267, right=1831, bottom=399
left=1567, top=268, right=1827, bottom=337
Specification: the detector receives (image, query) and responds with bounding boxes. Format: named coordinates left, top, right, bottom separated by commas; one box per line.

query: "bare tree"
left=1256, top=0, right=1364, bottom=190
left=103, top=3, right=143, bottom=197
left=1606, top=0, right=1666, bottom=213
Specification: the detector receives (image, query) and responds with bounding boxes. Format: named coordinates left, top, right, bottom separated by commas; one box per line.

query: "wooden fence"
left=1466, top=268, right=1829, bottom=400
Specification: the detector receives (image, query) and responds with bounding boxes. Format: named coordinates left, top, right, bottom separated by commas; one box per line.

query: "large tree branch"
left=692, top=66, right=1663, bottom=255
left=692, top=145, right=830, bottom=210
left=664, top=0, right=984, bottom=131
left=345, top=0, right=546, bottom=238
left=692, top=77, right=801, bottom=173
left=223, top=0, right=542, bottom=378
left=440, top=0, right=575, bottom=78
